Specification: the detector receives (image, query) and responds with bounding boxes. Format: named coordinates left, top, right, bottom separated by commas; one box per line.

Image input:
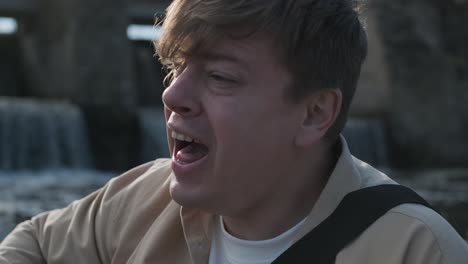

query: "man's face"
left=162, top=33, right=305, bottom=216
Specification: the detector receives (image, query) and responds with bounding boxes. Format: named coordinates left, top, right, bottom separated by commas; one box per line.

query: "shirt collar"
left=180, top=206, right=214, bottom=263
left=298, top=135, right=362, bottom=234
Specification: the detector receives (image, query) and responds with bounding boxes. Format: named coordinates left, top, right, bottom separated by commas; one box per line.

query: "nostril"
left=177, top=106, right=192, bottom=114
left=164, top=99, right=198, bottom=116
left=162, top=90, right=192, bottom=115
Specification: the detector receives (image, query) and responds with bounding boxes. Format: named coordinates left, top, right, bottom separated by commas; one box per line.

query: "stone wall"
left=0, top=36, right=26, bottom=97
left=372, top=0, right=468, bottom=168
left=352, top=0, right=468, bottom=168
left=17, top=0, right=135, bottom=107
left=351, top=10, right=390, bottom=117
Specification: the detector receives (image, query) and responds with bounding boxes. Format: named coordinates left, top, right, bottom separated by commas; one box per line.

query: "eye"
left=208, top=72, right=236, bottom=84
left=205, top=71, right=241, bottom=95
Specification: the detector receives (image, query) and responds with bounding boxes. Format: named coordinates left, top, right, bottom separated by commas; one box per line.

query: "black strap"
left=272, top=184, right=433, bottom=264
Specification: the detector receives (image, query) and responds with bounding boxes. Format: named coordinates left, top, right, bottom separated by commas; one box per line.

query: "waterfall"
left=343, top=118, right=388, bottom=167
left=0, top=97, right=92, bottom=170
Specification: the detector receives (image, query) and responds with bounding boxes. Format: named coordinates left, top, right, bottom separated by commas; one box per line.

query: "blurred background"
left=0, top=0, right=467, bottom=240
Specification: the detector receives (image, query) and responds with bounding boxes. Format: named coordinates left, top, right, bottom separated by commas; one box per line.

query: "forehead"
left=191, top=32, right=284, bottom=69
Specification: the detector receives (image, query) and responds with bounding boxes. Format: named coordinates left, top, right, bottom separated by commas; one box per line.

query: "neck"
left=222, top=141, right=339, bottom=240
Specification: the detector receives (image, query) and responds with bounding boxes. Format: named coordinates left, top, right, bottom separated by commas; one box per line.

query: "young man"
left=1, top=0, right=467, bottom=263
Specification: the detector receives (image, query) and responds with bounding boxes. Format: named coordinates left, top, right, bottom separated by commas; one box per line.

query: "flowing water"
left=0, top=170, right=112, bottom=239
left=343, top=118, right=388, bottom=167
left=0, top=98, right=92, bottom=170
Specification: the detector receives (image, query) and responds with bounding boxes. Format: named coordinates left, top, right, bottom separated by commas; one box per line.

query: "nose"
left=162, top=69, right=201, bottom=117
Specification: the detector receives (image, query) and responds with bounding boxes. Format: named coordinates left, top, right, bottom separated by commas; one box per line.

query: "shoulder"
left=338, top=158, right=468, bottom=263
left=105, top=158, right=173, bottom=196
left=107, top=158, right=173, bottom=191
left=96, top=159, right=180, bottom=258
left=386, top=204, right=467, bottom=263
left=102, top=158, right=176, bottom=216
left=338, top=203, right=468, bottom=264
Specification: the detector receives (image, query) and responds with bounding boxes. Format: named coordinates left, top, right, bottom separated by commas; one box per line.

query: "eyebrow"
left=197, top=51, right=246, bottom=66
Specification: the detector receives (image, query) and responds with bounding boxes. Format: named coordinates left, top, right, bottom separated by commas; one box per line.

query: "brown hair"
left=156, top=0, right=367, bottom=141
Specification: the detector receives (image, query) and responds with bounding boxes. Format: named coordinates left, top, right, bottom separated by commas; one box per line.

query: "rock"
left=81, top=105, right=140, bottom=172
left=373, top=0, right=468, bottom=167
left=17, top=0, right=135, bottom=107
left=138, top=108, right=169, bottom=163
left=133, top=41, right=166, bottom=107
left=351, top=9, right=391, bottom=116
left=0, top=35, right=25, bottom=97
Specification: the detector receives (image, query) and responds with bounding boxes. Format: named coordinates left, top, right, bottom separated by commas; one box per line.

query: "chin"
left=170, top=177, right=203, bottom=207
left=169, top=178, right=223, bottom=214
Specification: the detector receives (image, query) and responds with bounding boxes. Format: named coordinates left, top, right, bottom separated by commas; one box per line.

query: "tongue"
left=176, top=143, right=208, bottom=164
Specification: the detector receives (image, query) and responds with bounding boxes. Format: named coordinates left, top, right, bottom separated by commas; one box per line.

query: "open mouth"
left=172, top=131, right=209, bottom=164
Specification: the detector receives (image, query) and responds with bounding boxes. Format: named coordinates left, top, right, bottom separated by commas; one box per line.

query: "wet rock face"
left=19, top=0, right=135, bottom=107
left=374, top=0, right=468, bottom=168
left=0, top=36, right=25, bottom=97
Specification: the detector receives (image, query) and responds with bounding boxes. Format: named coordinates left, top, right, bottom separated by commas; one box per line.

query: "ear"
left=294, top=89, right=342, bottom=147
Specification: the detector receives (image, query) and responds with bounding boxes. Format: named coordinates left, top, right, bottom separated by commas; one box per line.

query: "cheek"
left=211, top=102, right=292, bottom=158
left=205, top=103, right=257, bottom=168
left=205, top=91, right=299, bottom=153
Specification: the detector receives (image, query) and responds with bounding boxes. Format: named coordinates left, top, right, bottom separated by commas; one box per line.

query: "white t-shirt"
left=208, top=216, right=308, bottom=264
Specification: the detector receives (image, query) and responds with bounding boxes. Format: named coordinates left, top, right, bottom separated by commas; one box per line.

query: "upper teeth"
left=171, top=131, right=193, bottom=142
